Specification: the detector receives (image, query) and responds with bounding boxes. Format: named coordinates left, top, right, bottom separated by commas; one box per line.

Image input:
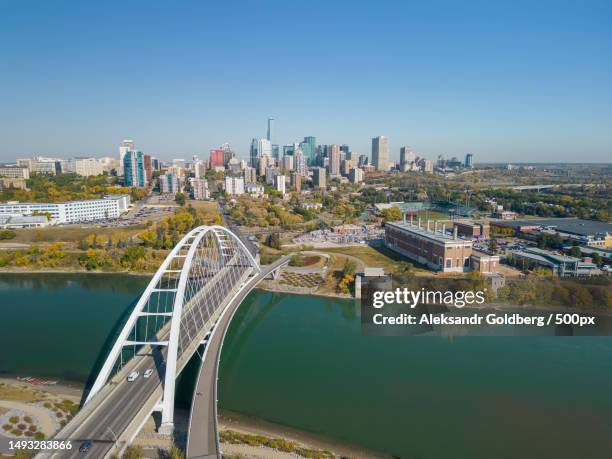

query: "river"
left=1, top=273, right=612, bottom=458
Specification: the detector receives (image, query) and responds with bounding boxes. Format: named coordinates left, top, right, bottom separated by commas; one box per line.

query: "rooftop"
left=492, top=218, right=611, bottom=237
left=386, top=220, right=470, bottom=245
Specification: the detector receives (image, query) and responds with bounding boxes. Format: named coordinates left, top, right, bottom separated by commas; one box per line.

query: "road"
left=186, top=255, right=291, bottom=459
left=42, top=256, right=256, bottom=459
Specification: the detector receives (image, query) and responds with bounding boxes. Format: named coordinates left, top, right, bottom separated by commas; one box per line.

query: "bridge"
left=38, top=226, right=289, bottom=459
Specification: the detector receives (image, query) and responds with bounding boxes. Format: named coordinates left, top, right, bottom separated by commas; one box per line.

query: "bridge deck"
left=186, top=255, right=290, bottom=459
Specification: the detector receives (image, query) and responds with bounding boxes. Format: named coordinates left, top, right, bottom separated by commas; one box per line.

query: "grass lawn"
left=323, top=245, right=428, bottom=275
left=0, top=383, right=44, bottom=402
left=186, top=200, right=218, bottom=213
left=413, top=210, right=450, bottom=221
left=11, top=225, right=147, bottom=244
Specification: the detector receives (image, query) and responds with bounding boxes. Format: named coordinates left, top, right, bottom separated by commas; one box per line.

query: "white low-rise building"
left=0, top=194, right=130, bottom=224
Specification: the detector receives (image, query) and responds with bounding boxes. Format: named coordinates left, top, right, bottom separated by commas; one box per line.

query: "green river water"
left=1, top=273, right=612, bottom=458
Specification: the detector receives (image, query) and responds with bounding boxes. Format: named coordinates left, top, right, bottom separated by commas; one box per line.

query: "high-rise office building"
left=358, top=154, right=369, bottom=167
left=283, top=144, right=296, bottom=157
left=349, top=168, right=364, bottom=183
left=328, top=144, right=340, bottom=176
left=400, top=146, right=415, bottom=166
left=301, top=136, right=316, bottom=165
left=267, top=117, right=274, bottom=142
left=372, top=136, right=389, bottom=171
left=291, top=172, right=301, bottom=192
left=118, top=140, right=134, bottom=175
left=143, top=155, right=152, bottom=182
left=294, top=149, right=307, bottom=177
left=313, top=167, right=326, bottom=189
left=209, top=149, right=224, bottom=169
left=194, top=160, right=206, bottom=179
left=250, top=138, right=272, bottom=167
left=282, top=155, right=294, bottom=172
left=465, top=154, right=474, bottom=168
left=124, top=150, right=146, bottom=187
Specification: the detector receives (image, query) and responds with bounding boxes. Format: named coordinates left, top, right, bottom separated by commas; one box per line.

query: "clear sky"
left=1, top=0, right=611, bottom=163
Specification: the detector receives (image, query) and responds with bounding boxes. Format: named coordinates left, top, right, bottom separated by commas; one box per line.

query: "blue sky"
left=0, top=0, right=611, bottom=163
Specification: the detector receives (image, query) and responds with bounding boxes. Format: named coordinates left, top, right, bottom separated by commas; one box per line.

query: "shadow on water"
left=176, top=290, right=287, bottom=409
left=79, top=295, right=142, bottom=406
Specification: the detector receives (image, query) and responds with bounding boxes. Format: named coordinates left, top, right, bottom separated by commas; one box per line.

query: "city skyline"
left=1, top=1, right=611, bottom=163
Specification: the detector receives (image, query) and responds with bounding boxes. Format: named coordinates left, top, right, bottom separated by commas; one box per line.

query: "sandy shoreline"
left=219, top=410, right=391, bottom=458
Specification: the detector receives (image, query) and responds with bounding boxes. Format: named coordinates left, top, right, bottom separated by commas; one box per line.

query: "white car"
left=143, top=369, right=154, bottom=379
left=127, top=371, right=139, bottom=382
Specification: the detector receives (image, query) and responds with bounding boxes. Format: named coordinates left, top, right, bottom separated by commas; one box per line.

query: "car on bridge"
left=127, top=371, right=139, bottom=382
left=78, top=441, right=92, bottom=453
left=143, top=368, right=154, bottom=378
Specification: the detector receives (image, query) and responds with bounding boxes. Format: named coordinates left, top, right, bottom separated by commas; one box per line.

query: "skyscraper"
left=465, top=154, right=474, bottom=168
left=400, top=146, right=415, bottom=166
left=329, top=144, right=340, bottom=176
left=267, top=117, right=274, bottom=142
left=372, top=136, right=389, bottom=171
left=294, top=148, right=307, bottom=177
left=313, top=167, right=326, bottom=189
left=124, top=150, right=145, bottom=187
left=301, top=136, right=316, bottom=165
left=118, top=140, right=134, bottom=175
left=250, top=138, right=272, bottom=168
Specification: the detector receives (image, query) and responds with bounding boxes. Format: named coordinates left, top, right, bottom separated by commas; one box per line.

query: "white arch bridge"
left=40, top=226, right=289, bottom=459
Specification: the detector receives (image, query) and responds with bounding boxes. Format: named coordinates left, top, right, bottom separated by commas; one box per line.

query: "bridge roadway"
left=41, top=255, right=288, bottom=459
left=186, top=255, right=290, bottom=458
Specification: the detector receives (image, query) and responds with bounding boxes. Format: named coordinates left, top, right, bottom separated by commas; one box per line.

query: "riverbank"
left=219, top=410, right=391, bottom=459
left=0, top=267, right=153, bottom=276
left=0, top=377, right=390, bottom=459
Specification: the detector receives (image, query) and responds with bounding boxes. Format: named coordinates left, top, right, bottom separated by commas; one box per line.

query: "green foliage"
left=497, top=277, right=612, bottom=309
left=266, top=233, right=281, bottom=250
left=592, top=252, right=602, bottom=266
left=380, top=206, right=403, bottom=222
left=0, top=230, right=16, bottom=240
left=289, top=254, right=305, bottom=267
left=175, top=192, right=186, bottom=206
left=121, top=446, right=145, bottom=459
left=0, top=173, right=147, bottom=203
left=570, top=246, right=582, bottom=257
left=342, top=259, right=357, bottom=276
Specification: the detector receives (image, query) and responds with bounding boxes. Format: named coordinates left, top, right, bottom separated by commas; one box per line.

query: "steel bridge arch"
left=84, top=225, right=260, bottom=433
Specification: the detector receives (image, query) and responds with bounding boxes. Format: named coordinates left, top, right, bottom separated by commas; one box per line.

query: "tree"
left=570, top=246, right=581, bottom=258
left=175, top=193, right=186, bottom=206
left=0, top=230, right=16, bottom=240
left=342, top=259, right=357, bottom=276
left=592, top=252, right=602, bottom=266
left=266, top=233, right=281, bottom=250
left=488, top=238, right=498, bottom=252
left=381, top=206, right=402, bottom=222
